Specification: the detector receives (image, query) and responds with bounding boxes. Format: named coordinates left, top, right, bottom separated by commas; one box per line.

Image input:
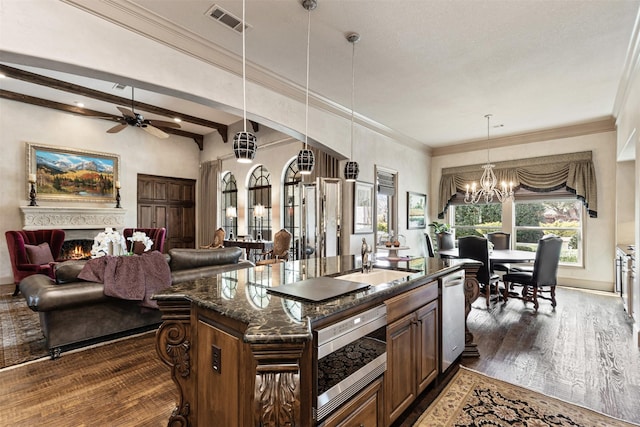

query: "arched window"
left=248, top=165, right=272, bottom=241
left=221, top=172, right=237, bottom=239
left=283, top=159, right=301, bottom=259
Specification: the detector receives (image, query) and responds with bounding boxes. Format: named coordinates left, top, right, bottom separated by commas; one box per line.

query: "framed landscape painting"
left=26, top=142, right=120, bottom=202
left=354, top=181, right=374, bottom=234
left=407, top=192, right=426, bottom=229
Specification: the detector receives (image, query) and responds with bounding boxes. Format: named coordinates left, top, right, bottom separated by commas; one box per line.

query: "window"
left=514, top=199, right=583, bottom=266
left=248, top=165, right=272, bottom=240
left=221, top=172, right=237, bottom=238
left=376, top=168, right=397, bottom=243
left=283, top=159, right=301, bottom=259
left=452, top=204, right=502, bottom=238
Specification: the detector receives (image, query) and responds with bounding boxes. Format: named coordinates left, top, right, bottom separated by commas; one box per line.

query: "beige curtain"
left=199, top=159, right=222, bottom=247
left=438, top=151, right=597, bottom=218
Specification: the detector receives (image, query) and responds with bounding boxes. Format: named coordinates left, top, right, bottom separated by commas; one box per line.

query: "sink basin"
left=335, top=268, right=415, bottom=287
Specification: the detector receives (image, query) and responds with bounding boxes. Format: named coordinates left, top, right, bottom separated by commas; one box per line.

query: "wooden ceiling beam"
left=1, top=89, right=205, bottom=149
left=0, top=64, right=228, bottom=143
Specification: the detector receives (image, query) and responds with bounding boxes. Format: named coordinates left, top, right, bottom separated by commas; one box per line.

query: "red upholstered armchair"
left=122, top=228, right=166, bottom=254
left=5, top=229, right=66, bottom=296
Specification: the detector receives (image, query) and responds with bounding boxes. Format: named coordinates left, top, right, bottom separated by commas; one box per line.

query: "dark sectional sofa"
left=19, top=247, right=253, bottom=358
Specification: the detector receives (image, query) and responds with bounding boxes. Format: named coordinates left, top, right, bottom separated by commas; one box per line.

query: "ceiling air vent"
left=205, top=4, right=250, bottom=33
left=112, top=83, right=127, bottom=91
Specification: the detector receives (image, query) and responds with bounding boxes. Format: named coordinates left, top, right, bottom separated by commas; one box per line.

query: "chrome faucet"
left=361, top=238, right=372, bottom=273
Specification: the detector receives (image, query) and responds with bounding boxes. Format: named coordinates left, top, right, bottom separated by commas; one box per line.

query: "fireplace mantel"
left=20, top=206, right=127, bottom=230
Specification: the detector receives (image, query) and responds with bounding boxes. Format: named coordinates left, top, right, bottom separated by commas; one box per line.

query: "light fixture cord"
left=485, top=114, right=491, bottom=164
left=242, top=0, right=247, bottom=132
left=350, top=38, right=355, bottom=159
left=304, top=7, right=311, bottom=150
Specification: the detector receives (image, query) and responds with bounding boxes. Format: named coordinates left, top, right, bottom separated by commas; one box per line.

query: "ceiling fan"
left=106, top=87, right=181, bottom=139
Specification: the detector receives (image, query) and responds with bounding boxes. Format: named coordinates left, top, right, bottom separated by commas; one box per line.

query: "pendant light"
left=464, top=114, right=514, bottom=204
left=297, top=0, right=317, bottom=175
left=233, top=0, right=257, bottom=163
left=344, top=32, right=360, bottom=182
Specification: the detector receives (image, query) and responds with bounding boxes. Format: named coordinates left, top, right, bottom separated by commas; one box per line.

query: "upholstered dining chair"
left=458, top=235, right=501, bottom=308
left=486, top=231, right=511, bottom=273
left=201, top=227, right=225, bottom=249
left=5, top=229, right=66, bottom=296
left=257, top=229, right=292, bottom=265
left=502, top=235, right=563, bottom=311
left=122, top=227, right=166, bottom=253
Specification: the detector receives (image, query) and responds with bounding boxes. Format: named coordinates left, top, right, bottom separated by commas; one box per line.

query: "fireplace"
left=19, top=206, right=127, bottom=260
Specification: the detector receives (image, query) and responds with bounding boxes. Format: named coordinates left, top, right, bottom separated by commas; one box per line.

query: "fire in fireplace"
left=60, top=239, right=94, bottom=260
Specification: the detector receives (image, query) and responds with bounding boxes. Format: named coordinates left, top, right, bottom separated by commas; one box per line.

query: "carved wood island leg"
left=462, top=264, right=481, bottom=358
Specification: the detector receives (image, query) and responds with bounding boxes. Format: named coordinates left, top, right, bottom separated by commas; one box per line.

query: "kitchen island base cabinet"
left=385, top=282, right=439, bottom=425
left=320, top=377, right=384, bottom=427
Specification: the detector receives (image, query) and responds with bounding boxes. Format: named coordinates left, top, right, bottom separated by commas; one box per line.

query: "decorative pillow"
left=24, top=242, right=55, bottom=265
left=55, top=260, right=88, bottom=284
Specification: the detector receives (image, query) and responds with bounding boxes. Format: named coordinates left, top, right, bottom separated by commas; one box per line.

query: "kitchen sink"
left=335, top=268, right=415, bottom=287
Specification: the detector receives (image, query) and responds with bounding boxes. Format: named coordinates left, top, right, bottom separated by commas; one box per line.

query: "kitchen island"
left=153, top=255, right=480, bottom=426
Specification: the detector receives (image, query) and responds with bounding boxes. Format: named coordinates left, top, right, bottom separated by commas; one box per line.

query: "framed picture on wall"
left=407, top=191, right=426, bottom=229
left=26, top=142, right=120, bottom=202
left=354, top=181, right=374, bottom=234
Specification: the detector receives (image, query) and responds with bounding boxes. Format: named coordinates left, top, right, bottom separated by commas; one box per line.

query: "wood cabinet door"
left=386, top=312, right=416, bottom=424
left=415, top=300, right=439, bottom=393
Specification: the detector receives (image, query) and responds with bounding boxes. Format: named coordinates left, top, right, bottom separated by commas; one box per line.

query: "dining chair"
left=201, top=227, right=225, bottom=249
left=502, top=235, right=562, bottom=311
left=424, top=233, right=435, bottom=258
left=486, top=232, right=511, bottom=274
left=458, top=235, right=501, bottom=308
left=256, top=228, right=292, bottom=265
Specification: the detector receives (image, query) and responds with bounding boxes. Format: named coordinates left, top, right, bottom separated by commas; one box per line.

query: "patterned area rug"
left=0, top=292, right=48, bottom=369
left=414, top=367, right=637, bottom=427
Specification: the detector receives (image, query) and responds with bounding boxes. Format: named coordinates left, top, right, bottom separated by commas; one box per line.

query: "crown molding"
left=613, top=7, right=640, bottom=119
left=431, top=116, right=616, bottom=157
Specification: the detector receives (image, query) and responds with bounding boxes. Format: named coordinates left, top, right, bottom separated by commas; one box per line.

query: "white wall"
left=0, top=98, right=201, bottom=283
left=431, top=131, right=617, bottom=291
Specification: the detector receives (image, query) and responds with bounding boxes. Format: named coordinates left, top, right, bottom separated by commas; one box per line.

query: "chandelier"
left=464, top=114, right=513, bottom=204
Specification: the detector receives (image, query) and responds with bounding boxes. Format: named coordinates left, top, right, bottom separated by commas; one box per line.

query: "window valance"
left=438, top=151, right=597, bottom=218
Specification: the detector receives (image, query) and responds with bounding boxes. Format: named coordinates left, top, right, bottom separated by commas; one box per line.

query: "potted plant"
left=428, top=221, right=454, bottom=250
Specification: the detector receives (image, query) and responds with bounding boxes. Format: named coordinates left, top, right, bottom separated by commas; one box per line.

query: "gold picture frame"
left=26, top=142, right=120, bottom=202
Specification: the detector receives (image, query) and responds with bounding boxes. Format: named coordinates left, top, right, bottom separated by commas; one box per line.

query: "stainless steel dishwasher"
left=440, top=270, right=465, bottom=372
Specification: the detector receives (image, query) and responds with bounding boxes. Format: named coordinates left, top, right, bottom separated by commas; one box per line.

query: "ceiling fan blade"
left=142, top=124, right=169, bottom=139
left=117, top=106, right=136, bottom=118
left=107, top=123, right=128, bottom=134
left=146, top=119, right=181, bottom=129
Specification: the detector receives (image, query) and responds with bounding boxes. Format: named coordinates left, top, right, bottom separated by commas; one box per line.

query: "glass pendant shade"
left=233, top=130, right=257, bottom=164
left=297, top=148, right=315, bottom=175
left=344, top=160, right=359, bottom=182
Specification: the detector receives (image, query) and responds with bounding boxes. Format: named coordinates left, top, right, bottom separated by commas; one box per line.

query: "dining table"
left=437, top=248, right=537, bottom=264
left=224, top=239, right=273, bottom=263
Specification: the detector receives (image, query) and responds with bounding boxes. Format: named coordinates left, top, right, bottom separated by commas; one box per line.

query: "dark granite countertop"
left=153, top=255, right=463, bottom=344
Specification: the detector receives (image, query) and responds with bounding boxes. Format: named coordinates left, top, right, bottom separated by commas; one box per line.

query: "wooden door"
left=137, top=174, right=195, bottom=252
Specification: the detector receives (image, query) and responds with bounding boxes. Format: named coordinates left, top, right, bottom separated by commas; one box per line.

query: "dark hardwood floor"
left=397, top=285, right=640, bottom=426
left=2, top=284, right=639, bottom=426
